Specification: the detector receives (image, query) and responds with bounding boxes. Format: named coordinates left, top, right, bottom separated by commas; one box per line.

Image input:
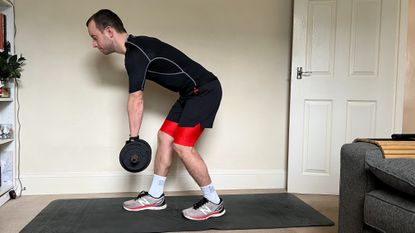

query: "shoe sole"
left=183, top=209, right=226, bottom=221
left=123, top=204, right=167, bottom=212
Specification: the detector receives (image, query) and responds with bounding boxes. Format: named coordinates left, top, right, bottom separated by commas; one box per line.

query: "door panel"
left=288, top=0, right=401, bottom=194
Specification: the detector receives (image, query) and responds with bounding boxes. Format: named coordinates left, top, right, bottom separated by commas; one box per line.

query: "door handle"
left=297, top=67, right=312, bottom=79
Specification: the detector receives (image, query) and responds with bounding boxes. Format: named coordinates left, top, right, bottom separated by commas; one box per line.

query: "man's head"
left=86, top=9, right=127, bottom=55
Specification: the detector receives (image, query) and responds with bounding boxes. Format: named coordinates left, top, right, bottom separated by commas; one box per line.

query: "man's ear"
left=104, top=26, right=114, bottom=38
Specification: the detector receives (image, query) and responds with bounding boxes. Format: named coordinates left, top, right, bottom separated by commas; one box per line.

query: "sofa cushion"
left=366, top=156, right=415, bottom=196
left=365, top=189, right=415, bottom=233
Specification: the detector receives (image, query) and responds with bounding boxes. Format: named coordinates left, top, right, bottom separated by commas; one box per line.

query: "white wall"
left=404, top=0, right=415, bottom=132
left=15, top=0, right=293, bottom=194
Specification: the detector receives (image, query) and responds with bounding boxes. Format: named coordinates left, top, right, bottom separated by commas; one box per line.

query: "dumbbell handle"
left=126, top=135, right=140, bottom=144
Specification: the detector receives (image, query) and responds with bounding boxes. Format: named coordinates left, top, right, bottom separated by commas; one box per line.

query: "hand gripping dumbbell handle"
left=126, top=135, right=140, bottom=144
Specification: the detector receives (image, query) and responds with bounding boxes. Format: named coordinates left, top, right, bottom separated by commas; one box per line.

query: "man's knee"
left=172, top=143, right=194, bottom=157
left=158, top=130, right=174, bottom=145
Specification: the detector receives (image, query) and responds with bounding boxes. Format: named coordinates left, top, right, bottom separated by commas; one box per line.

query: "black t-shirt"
left=124, top=35, right=218, bottom=96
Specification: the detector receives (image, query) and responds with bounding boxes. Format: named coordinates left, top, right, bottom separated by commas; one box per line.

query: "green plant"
left=0, top=42, right=26, bottom=81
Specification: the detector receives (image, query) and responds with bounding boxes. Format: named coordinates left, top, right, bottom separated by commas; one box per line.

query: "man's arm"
left=128, top=90, right=144, bottom=137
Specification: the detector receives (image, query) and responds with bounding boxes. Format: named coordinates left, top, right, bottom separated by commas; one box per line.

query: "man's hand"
left=126, top=135, right=140, bottom=144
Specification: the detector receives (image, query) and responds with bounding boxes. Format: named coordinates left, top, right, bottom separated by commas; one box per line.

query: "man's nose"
left=92, top=41, right=98, bottom=48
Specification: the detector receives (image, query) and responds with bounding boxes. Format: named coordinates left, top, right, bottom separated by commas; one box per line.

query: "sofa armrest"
left=338, top=142, right=383, bottom=233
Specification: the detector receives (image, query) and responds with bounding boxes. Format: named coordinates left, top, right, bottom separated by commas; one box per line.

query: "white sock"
left=148, top=174, right=166, bottom=198
left=201, top=183, right=220, bottom=204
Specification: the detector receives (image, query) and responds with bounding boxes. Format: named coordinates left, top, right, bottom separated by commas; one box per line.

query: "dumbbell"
left=119, top=139, right=152, bottom=173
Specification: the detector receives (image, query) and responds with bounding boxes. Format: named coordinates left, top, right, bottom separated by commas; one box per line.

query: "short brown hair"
left=86, top=9, right=127, bottom=33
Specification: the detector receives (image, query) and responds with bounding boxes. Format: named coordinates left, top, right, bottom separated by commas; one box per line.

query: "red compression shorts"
left=160, top=120, right=204, bottom=147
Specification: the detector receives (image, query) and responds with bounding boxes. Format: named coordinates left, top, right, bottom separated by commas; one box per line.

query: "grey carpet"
left=21, top=193, right=334, bottom=233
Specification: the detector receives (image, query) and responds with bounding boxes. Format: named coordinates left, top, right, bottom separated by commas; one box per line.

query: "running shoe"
left=123, top=191, right=167, bottom=212
left=182, top=197, right=226, bottom=220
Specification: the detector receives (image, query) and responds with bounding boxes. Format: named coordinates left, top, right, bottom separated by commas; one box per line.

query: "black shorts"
left=166, top=79, right=222, bottom=128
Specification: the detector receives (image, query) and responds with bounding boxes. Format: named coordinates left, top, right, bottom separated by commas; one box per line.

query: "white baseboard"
left=20, top=169, right=286, bottom=195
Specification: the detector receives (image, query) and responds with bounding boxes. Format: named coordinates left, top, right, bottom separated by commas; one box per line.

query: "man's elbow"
left=128, top=91, right=144, bottom=107
left=129, top=91, right=143, bottom=101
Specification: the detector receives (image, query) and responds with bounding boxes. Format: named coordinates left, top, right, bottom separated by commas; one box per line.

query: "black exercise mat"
left=21, top=193, right=334, bottom=233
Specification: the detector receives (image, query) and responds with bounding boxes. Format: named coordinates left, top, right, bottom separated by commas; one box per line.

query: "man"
left=86, top=9, right=224, bottom=221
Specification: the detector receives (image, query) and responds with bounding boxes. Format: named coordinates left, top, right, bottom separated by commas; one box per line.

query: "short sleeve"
left=124, top=43, right=150, bottom=93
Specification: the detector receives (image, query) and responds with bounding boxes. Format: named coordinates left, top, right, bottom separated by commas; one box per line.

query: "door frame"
left=394, top=0, right=408, bottom=133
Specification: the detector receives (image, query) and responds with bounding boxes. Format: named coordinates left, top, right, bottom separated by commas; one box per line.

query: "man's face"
left=87, top=20, right=114, bottom=55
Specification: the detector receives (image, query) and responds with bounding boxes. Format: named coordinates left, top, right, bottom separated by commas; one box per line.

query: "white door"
left=288, top=0, right=402, bottom=194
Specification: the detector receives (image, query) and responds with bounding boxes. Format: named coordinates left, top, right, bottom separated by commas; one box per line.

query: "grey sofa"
left=338, top=142, right=415, bottom=233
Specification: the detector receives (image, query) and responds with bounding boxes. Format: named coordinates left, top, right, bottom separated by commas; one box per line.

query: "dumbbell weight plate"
left=119, top=139, right=152, bottom=173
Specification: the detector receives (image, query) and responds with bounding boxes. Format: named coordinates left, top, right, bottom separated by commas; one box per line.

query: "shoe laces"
left=134, top=191, right=149, bottom=200
left=193, top=197, right=209, bottom=209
